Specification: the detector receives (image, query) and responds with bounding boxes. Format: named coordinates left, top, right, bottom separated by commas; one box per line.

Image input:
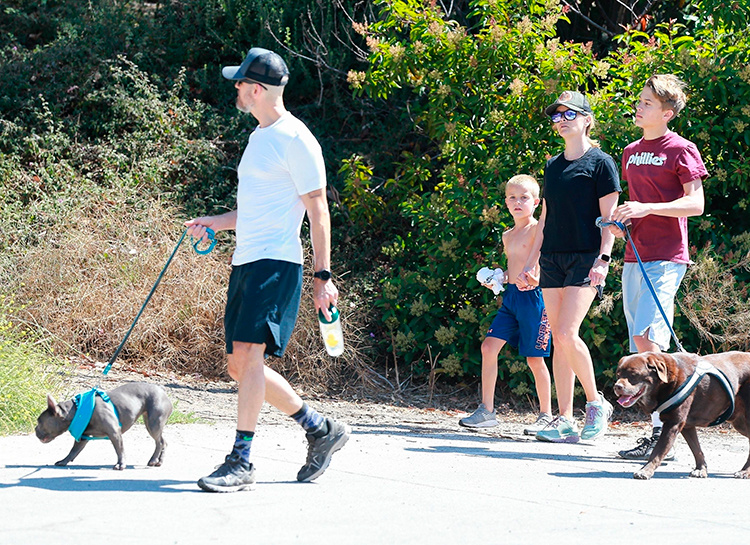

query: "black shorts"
left=539, top=252, right=602, bottom=297
left=224, top=259, right=303, bottom=357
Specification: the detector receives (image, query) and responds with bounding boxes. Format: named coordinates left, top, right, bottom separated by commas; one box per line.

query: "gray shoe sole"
left=536, top=433, right=580, bottom=444
left=459, top=419, right=498, bottom=429
left=197, top=479, right=255, bottom=493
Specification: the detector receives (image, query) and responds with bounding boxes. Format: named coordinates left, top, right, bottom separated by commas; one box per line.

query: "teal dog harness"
left=68, top=388, right=122, bottom=441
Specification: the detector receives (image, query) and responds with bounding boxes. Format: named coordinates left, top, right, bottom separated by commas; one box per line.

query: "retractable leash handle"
left=102, top=227, right=217, bottom=376
left=595, top=217, right=685, bottom=353
left=192, top=227, right=216, bottom=255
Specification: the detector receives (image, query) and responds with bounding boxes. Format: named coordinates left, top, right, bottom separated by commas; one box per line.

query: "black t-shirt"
left=541, top=147, right=621, bottom=253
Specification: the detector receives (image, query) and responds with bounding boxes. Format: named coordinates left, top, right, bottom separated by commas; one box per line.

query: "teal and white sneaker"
left=535, top=416, right=580, bottom=443
left=581, top=392, right=613, bottom=441
left=459, top=404, right=498, bottom=428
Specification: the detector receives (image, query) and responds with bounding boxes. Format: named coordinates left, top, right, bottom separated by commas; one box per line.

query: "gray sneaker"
left=523, top=412, right=554, bottom=435
left=197, top=453, right=256, bottom=493
left=459, top=404, right=498, bottom=428
left=297, top=418, right=351, bottom=482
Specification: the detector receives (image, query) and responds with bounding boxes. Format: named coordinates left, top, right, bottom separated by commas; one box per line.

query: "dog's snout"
left=613, top=381, right=626, bottom=396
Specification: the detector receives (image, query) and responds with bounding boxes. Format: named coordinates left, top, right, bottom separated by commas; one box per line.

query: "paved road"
left=2, top=418, right=750, bottom=544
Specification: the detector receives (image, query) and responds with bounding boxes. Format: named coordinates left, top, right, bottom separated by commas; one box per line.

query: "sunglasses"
left=241, top=79, right=268, bottom=90
left=550, top=110, right=583, bottom=123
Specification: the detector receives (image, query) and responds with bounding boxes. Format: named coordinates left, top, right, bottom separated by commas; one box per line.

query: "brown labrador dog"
left=614, top=351, right=750, bottom=480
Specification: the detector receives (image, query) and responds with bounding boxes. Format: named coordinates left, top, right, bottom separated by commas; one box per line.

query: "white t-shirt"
left=233, top=112, right=326, bottom=266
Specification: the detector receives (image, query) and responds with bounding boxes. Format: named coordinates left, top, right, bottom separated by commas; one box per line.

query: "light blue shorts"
left=622, top=261, right=687, bottom=352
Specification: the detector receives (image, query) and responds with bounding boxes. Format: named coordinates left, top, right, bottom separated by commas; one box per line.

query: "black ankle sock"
left=311, top=419, right=329, bottom=438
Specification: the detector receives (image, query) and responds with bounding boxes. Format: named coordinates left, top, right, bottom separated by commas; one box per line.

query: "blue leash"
left=595, top=217, right=685, bottom=353
left=102, top=227, right=216, bottom=375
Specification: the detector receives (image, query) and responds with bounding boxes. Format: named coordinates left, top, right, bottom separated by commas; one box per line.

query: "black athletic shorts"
left=224, top=259, right=303, bottom=357
left=539, top=251, right=603, bottom=298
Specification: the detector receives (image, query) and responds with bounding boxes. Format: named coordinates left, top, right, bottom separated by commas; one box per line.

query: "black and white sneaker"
left=297, top=418, right=351, bottom=482
left=618, top=428, right=675, bottom=461
left=198, top=453, right=256, bottom=492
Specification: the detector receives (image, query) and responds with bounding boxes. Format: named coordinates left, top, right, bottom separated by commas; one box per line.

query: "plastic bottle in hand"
left=318, top=305, right=344, bottom=357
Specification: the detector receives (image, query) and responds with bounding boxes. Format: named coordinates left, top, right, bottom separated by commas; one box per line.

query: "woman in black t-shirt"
left=519, top=91, right=621, bottom=444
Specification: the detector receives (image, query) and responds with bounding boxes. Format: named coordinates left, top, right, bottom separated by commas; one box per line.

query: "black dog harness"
left=655, top=360, right=736, bottom=426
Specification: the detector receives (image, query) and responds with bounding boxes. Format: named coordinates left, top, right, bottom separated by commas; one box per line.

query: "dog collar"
left=655, top=360, right=735, bottom=426
left=68, top=388, right=122, bottom=442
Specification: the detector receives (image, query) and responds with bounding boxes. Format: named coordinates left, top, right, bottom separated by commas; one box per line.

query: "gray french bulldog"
left=35, top=382, right=173, bottom=470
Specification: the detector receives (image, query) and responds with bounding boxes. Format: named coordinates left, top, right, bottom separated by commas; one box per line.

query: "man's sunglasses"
left=550, top=110, right=583, bottom=123
left=241, top=79, right=268, bottom=90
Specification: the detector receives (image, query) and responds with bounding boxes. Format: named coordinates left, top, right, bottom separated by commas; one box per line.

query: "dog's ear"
left=46, top=394, right=62, bottom=417
left=645, top=353, right=670, bottom=383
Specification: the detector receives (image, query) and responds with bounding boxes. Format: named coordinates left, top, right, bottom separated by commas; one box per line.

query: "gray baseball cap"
left=544, top=90, right=593, bottom=117
left=222, top=47, right=290, bottom=86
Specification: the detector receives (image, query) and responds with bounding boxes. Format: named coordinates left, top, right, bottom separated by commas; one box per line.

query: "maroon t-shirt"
left=621, top=131, right=708, bottom=264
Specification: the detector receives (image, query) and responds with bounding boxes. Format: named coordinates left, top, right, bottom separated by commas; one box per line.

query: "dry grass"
left=679, top=250, right=750, bottom=352
left=10, top=190, right=381, bottom=393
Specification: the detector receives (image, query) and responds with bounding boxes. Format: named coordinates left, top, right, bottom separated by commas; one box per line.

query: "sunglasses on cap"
left=550, top=110, right=585, bottom=123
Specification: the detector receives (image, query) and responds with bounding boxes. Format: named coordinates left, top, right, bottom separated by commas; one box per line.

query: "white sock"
left=651, top=411, right=662, bottom=429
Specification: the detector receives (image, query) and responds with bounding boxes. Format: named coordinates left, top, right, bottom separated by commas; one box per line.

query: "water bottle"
left=318, top=305, right=344, bottom=357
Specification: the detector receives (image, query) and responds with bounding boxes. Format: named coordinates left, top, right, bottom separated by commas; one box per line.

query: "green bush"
left=0, top=295, right=65, bottom=436
left=347, top=0, right=750, bottom=396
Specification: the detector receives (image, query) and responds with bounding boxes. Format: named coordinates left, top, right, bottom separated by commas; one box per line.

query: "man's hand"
left=314, top=279, right=339, bottom=320
left=184, top=217, right=216, bottom=243
left=612, top=200, right=650, bottom=222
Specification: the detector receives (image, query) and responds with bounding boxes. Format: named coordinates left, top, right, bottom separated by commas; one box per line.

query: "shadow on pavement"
left=353, top=422, right=524, bottom=443
left=1, top=465, right=195, bottom=492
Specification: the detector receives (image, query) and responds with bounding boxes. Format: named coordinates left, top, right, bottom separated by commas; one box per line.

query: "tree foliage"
left=345, top=0, right=750, bottom=396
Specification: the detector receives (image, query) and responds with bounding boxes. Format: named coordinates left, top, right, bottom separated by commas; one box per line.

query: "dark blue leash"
left=597, top=218, right=738, bottom=422
left=102, top=227, right=216, bottom=375
left=595, top=217, right=685, bottom=353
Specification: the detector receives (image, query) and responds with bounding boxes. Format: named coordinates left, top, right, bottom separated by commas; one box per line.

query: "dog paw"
left=633, top=470, right=652, bottom=480
left=147, top=460, right=162, bottom=467
left=54, top=460, right=69, bottom=466
left=733, top=470, right=750, bottom=479
left=113, top=463, right=125, bottom=471
left=689, top=468, right=708, bottom=478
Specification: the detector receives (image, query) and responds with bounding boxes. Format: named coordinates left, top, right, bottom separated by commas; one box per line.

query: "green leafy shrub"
left=348, top=0, right=750, bottom=397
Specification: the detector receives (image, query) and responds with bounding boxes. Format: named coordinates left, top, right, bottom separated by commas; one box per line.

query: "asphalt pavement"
left=2, top=418, right=750, bottom=544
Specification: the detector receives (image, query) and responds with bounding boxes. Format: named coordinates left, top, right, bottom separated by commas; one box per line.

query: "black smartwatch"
left=597, top=254, right=611, bottom=263
left=313, top=269, right=332, bottom=281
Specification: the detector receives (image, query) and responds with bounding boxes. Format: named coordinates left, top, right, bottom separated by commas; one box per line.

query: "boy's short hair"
left=645, top=74, right=687, bottom=116
left=505, top=174, right=540, bottom=199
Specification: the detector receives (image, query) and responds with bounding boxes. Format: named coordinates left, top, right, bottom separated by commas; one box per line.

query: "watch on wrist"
left=598, top=254, right=611, bottom=263
left=313, top=269, right=332, bottom=281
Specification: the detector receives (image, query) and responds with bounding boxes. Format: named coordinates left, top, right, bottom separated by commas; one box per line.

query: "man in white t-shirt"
left=186, top=48, right=350, bottom=492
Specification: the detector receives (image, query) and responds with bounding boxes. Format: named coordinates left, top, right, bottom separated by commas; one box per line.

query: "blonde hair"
left=505, top=174, right=540, bottom=199
left=584, top=113, right=600, bottom=148
left=645, top=74, right=687, bottom=116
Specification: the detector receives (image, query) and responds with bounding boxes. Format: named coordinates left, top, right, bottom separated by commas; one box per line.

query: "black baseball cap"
left=222, top=47, right=290, bottom=86
left=544, top=90, right=593, bottom=117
